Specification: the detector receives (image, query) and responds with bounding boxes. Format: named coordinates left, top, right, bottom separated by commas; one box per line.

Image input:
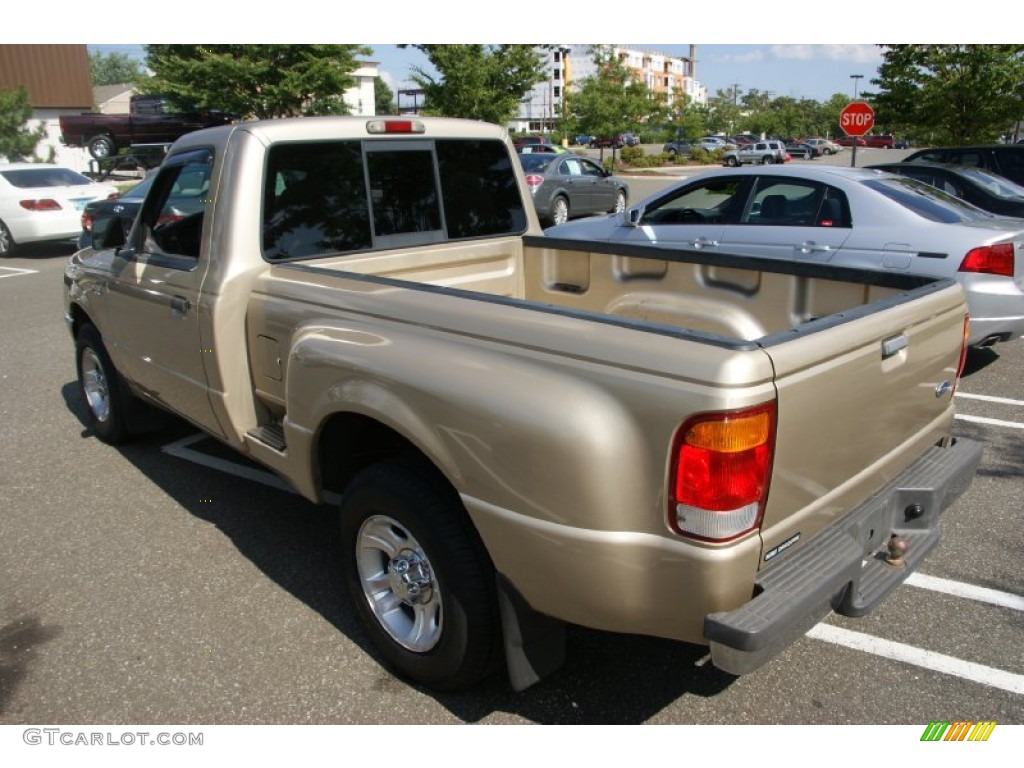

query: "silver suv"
left=722, top=140, right=787, bottom=166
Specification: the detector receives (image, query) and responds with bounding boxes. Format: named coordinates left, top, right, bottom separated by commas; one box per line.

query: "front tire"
left=339, top=457, right=501, bottom=691
left=75, top=324, right=130, bottom=443
left=611, top=189, right=627, bottom=215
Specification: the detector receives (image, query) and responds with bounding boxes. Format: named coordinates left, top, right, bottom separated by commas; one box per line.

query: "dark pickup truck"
left=59, top=95, right=235, bottom=160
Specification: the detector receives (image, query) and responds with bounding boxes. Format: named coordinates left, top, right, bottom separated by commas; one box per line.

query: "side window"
left=642, top=178, right=747, bottom=225
left=580, top=159, right=604, bottom=178
left=743, top=178, right=846, bottom=227
left=948, top=151, right=983, bottom=168
left=138, top=149, right=213, bottom=261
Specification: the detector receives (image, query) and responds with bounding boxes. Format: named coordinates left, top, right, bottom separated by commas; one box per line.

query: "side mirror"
left=626, top=207, right=644, bottom=227
left=91, top=212, right=127, bottom=250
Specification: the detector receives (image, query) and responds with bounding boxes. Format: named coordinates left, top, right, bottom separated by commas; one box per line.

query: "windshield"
left=958, top=167, right=1024, bottom=201
left=862, top=176, right=995, bottom=224
left=0, top=167, right=93, bottom=188
left=123, top=175, right=157, bottom=200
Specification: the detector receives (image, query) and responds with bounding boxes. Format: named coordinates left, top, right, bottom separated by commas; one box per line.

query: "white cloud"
left=769, top=44, right=882, bottom=64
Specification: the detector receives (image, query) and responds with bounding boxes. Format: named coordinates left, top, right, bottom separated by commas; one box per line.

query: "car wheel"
left=727, top=156, right=739, bottom=167
left=551, top=196, right=569, bottom=226
left=339, top=456, right=501, bottom=691
left=612, top=189, right=627, bottom=215
left=762, top=155, right=775, bottom=165
left=87, top=133, right=116, bottom=160
left=0, top=220, right=14, bottom=257
left=75, top=324, right=132, bottom=443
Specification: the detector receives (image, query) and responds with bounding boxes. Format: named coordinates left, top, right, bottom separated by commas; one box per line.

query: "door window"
left=640, top=178, right=747, bottom=225
left=138, top=148, right=213, bottom=262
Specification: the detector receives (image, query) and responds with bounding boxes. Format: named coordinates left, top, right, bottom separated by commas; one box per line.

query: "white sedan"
left=545, top=165, right=1024, bottom=347
left=0, top=163, right=118, bottom=256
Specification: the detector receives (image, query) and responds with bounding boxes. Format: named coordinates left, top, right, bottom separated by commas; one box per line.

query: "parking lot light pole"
left=850, top=75, right=864, bottom=167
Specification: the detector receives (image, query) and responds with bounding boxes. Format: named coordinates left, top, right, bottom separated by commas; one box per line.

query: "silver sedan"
left=545, top=165, right=1024, bottom=347
left=518, top=152, right=629, bottom=226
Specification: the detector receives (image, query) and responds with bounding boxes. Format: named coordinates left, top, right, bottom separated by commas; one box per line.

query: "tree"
left=89, top=51, right=144, bottom=86
left=0, top=87, right=45, bottom=161
left=143, top=45, right=371, bottom=119
left=572, top=47, right=666, bottom=155
left=869, top=45, right=1024, bottom=143
left=374, top=76, right=395, bottom=115
left=403, top=45, right=547, bottom=125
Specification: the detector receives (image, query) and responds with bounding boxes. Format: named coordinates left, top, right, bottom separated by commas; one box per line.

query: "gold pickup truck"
left=64, top=117, right=982, bottom=692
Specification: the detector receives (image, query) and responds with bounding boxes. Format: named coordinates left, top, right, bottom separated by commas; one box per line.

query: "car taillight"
left=157, top=214, right=183, bottom=226
left=524, top=174, right=544, bottom=194
left=959, top=243, right=1014, bottom=276
left=81, top=211, right=93, bottom=232
left=669, top=402, right=776, bottom=542
left=19, top=199, right=62, bottom=211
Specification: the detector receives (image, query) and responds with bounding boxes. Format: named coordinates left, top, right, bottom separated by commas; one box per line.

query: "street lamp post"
left=849, top=74, right=864, bottom=168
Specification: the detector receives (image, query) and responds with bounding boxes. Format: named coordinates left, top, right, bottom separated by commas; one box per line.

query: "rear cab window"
left=262, top=138, right=527, bottom=261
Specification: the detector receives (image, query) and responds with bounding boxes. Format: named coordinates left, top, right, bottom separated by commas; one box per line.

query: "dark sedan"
left=517, top=152, right=629, bottom=226
left=79, top=169, right=210, bottom=248
left=867, top=161, right=1024, bottom=218
left=785, top=142, right=819, bottom=159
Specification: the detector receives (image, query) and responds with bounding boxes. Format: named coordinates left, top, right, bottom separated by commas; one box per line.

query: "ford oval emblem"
left=935, top=381, right=953, bottom=398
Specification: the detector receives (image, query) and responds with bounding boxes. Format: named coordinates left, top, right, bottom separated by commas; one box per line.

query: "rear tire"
left=339, top=456, right=501, bottom=691
left=726, top=156, right=739, bottom=167
left=0, top=220, right=14, bottom=256
left=87, top=133, right=116, bottom=160
left=762, top=155, right=775, bottom=165
left=551, top=196, right=569, bottom=226
left=612, top=189, right=627, bottom=215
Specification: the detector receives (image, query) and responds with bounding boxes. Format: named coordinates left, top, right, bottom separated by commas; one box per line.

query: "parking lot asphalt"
left=0, top=237, right=1021, bottom=744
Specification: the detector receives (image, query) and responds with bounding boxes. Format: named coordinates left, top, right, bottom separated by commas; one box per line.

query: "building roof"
left=0, top=45, right=92, bottom=109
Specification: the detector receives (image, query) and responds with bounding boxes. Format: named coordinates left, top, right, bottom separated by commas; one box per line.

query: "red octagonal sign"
left=840, top=101, right=875, bottom=137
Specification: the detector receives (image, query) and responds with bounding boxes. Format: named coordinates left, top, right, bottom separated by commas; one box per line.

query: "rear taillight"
left=81, top=211, right=93, bottom=232
left=157, top=214, right=183, bottom=226
left=524, top=174, right=544, bottom=194
left=959, top=243, right=1014, bottom=276
left=669, top=402, right=776, bottom=542
left=19, top=199, right=62, bottom=211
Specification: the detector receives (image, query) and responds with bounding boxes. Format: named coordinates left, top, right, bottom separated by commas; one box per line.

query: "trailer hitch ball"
left=885, top=534, right=909, bottom=568
left=904, top=503, right=925, bottom=521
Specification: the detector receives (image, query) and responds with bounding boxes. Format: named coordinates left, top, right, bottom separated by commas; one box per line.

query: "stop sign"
left=840, top=101, right=875, bottom=137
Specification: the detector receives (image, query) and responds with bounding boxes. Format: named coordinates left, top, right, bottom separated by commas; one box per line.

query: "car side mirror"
left=91, top=212, right=127, bottom=250
left=626, top=206, right=644, bottom=227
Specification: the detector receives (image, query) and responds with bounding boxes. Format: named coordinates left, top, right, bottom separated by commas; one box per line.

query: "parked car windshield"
left=517, top=154, right=556, bottom=172
left=862, top=176, right=995, bottom=224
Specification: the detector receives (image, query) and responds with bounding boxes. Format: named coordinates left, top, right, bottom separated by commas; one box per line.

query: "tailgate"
left=757, top=280, right=968, bottom=563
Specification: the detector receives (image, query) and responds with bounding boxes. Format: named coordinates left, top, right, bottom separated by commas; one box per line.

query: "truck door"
left=107, top=148, right=223, bottom=437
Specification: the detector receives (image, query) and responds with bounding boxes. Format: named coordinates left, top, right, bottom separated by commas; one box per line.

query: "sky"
left=22, top=0, right=1008, bottom=107
left=84, top=43, right=882, bottom=105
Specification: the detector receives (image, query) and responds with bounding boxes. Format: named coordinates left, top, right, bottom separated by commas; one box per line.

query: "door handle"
left=799, top=242, right=833, bottom=254
left=690, top=237, right=719, bottom=249
left=170, top=296, right=191, bottom=316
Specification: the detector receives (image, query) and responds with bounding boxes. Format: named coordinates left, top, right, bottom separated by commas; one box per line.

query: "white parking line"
left=161, top=433, right=342, bottom=504
left=906, top=572, right=1024, bottom=612
left=0, top=266, right=39, bottom=279
left=808, top=624, right=1024, bottom=695
left=956, top=392, right=1024, bottom=407
left=954, top=414, right=1024, bottom=430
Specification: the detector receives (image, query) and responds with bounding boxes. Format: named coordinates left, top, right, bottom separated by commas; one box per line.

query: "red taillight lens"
left=19, top=199, right=62, bottom=211
left=524, top=174, right=544, bottom=192
left=81, top=211, right=93, bottom=232
left=959, top=243, right=1014, bottom=276
left=670, top=403, right=776, bottom=542
left=157, top=213, right=183, bottom=226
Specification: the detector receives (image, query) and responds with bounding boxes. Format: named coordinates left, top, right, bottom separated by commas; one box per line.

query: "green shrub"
left=620, top=146, right=644, bottom=164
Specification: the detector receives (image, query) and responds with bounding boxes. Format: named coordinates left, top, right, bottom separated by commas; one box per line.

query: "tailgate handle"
left=881, top=334, right=908, bottom=359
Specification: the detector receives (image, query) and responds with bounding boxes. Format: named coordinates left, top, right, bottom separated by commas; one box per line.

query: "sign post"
left=840, top=101, right=875, bottom=167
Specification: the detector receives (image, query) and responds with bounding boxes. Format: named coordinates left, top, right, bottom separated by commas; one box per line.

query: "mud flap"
left=497, top=573, right=566, bottom=691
